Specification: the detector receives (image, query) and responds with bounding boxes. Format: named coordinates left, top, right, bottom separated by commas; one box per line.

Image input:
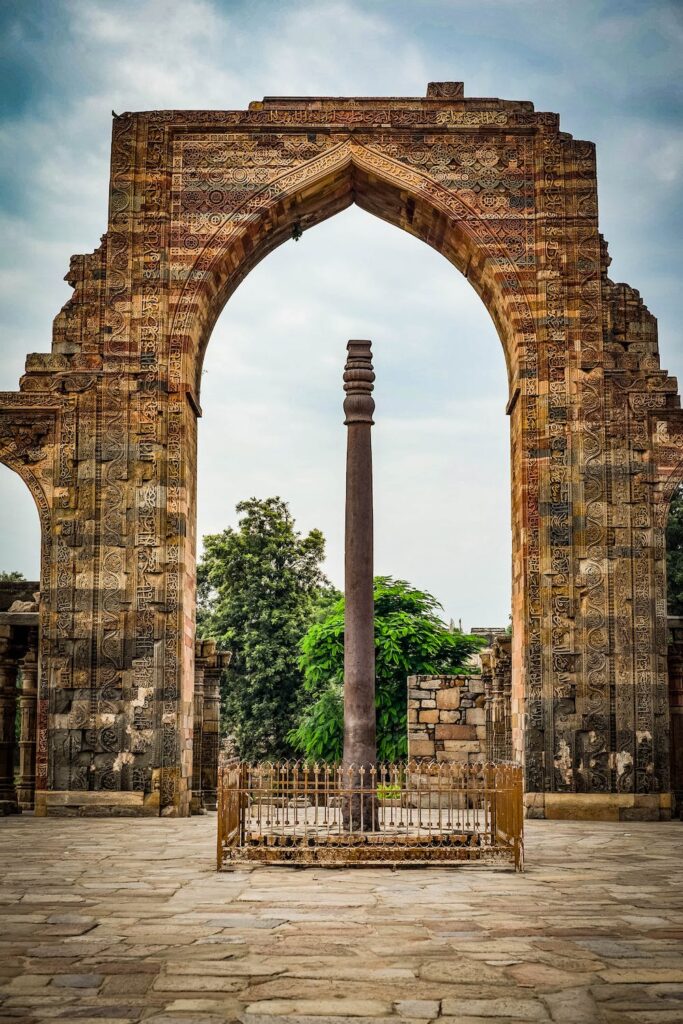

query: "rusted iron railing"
left=217, top=760, right=523, bottom=871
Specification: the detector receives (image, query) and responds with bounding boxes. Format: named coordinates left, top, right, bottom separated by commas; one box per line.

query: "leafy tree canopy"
left=197, top=497, right=330, bottom=761
left=290, top=576, right=485, bottom=762
left=667, top=485, right=683, bottom=615
left=0, top=571, right=26, bottom=582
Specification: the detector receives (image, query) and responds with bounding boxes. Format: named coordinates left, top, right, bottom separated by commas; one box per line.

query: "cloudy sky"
left=0, top=0, right=680, bottom=627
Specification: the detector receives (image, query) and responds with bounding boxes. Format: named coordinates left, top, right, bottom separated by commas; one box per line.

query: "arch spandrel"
left=169, top=130, right=544, bottom=393
left=0, top=85, right=678, bottom=819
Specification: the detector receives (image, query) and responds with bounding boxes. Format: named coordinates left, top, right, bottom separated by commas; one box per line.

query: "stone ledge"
left=35, top=791, right=159, bottom=818
left=526, top=791, right=672, bottom=822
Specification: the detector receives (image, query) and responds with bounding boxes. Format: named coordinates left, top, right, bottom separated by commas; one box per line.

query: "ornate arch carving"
left=169, top=137, right=535, bottom=397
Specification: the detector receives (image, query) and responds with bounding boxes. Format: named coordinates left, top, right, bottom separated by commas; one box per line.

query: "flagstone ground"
left=0, top=816, right=681, bottom=1023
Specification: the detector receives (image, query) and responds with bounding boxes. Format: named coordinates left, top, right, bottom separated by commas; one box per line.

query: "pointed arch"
left=0, top=442, right=53, bottom=798
left=0, top=448, right=52, bottom=595
left=169, top=139, right=533, bottom=399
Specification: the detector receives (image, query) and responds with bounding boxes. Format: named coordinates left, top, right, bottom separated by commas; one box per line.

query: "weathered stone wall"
left=0, top=83, right=679, bottom=817
left=407, top=675, right=487, bottom=763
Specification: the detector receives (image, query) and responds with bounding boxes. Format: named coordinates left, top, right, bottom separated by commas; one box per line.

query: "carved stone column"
left=342, top=340, right=377, bottom=830
left=0, top=630, right=20, bottom=814
left=190, top=642, right=205, bottom=815
left=494, top=637, right=512, bottom=763
left=201, top=645, right=229, bottom=811
left=482, top=648, right=493, bottom=760
left=17, top=627, right=38, bottom=810
left=482, top=637, right=512, bottom=764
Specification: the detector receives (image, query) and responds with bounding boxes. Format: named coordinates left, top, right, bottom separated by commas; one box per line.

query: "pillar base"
left=525, top=791, right=672, bottom=821
left=17, top=787, right=35, bottom=811
left=190, top=795, right=206, bottom=815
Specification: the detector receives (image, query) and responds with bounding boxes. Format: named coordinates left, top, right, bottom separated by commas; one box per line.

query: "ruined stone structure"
left=0, top=606, right=224, bottom=815
left=1, top=83, right=681, bottom=818
left=407, top=639, right=511, bottom=767
left=190, top=641, right=229, bottom=814
left=407, top=674, right=487, bottom=763
left=482, top=636, right=513, bottom=764
left=0, top=582, right=40, bottom=815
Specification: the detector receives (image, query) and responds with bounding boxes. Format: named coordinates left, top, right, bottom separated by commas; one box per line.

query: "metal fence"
left=217, top=760, right=523, bottom=870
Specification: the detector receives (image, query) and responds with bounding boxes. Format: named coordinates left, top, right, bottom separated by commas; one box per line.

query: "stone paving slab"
left=0, top=817, right=681, bottom=1023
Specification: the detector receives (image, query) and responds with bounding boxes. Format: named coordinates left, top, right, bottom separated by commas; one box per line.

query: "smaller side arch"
left=0, top=444, right=54, bottom=604
left=0, top=407, right=57, bottom=799
left=0, top=415, right=55, bottom=594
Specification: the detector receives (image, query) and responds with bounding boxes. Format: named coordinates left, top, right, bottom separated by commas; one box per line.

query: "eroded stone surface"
left=0, top=86, right=680, bottom=821
left=0, top=815, right=682, bottom=1023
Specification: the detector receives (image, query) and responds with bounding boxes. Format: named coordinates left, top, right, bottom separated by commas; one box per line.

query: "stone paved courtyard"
left=0, top=816, right=681, bottom=1024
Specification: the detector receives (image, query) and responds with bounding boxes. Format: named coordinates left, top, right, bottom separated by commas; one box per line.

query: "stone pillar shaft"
left=191, top=640, right=226, bottom=813
left=0, top=633, right=20, bottom=813
left=201, top=660, right=222, bottom=811
left=343, top=340, right=376, bottom=771
left=17, top=628, right=38, bottom=810
left=190, top=645, right=205, bottom=815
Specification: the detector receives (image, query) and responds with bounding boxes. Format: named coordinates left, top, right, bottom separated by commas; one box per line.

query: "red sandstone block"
left=436, top=689, right=461, bottom=710
left=410, top=740, right=436, bottom=757
left=435, top=724, right=477, bottom=740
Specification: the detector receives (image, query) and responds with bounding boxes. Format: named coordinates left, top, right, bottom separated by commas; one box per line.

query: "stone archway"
left=1, top=83, right=678, bottom=819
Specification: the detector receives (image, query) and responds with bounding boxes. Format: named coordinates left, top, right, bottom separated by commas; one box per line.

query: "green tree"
left=0, top=571, right=26, bottom=582
left=667, top=485, right=683, bottom=615
left=290, top=577, right=485, bottom=762
left=197, top=497, right=329, bottom=760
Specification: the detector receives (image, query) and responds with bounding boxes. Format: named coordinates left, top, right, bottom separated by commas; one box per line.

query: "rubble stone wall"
left=407, top=674, right=487, bottom=763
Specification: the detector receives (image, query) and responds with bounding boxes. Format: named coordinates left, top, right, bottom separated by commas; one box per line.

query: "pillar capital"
left=343, top=339, right=375, bottom=426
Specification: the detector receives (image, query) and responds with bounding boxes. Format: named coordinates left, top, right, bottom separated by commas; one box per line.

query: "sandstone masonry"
left=408, top=675, right=487, bottom=763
